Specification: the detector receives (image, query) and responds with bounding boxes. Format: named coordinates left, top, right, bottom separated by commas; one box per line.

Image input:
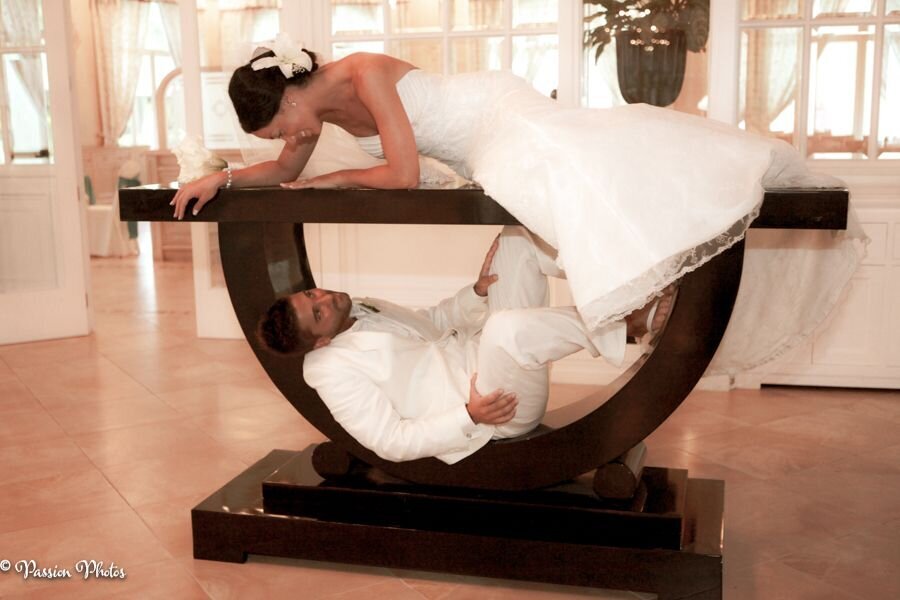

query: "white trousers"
left=475, top=226, right=626, bottom=438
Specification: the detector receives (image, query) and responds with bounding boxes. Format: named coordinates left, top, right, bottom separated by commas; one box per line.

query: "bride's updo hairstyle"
left=229, top=48, right=319, bottom=133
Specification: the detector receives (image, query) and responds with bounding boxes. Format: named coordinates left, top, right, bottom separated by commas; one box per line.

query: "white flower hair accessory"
left=172, top=135, right=228, bottom=184
left=251, top=32, right=313, bottom=79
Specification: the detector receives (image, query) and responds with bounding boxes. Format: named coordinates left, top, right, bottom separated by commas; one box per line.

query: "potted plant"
left=584, top=0, right=710, bottom=106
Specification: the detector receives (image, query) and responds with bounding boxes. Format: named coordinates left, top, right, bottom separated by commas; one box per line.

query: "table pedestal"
left=193, top=447, right=724, bottom=599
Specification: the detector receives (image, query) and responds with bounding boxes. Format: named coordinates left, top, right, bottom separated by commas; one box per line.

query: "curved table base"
left=219, top=221, right=744, bottom=492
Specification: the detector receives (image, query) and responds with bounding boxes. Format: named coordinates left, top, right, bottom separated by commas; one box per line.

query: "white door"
left=0, top=0, right=89, bottom=344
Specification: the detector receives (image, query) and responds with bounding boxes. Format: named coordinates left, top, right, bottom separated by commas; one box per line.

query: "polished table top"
left=119, top=184, right=850, bottom=230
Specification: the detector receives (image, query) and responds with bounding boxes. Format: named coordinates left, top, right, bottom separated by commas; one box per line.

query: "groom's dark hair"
left=229, top=49, right=319, bottom=133
left=256, top=297, right=314, bottom=355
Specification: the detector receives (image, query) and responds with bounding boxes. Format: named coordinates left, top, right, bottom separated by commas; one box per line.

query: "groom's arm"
left=303, top=352, right=485, bottom=463
left=417, top=236, right=499, bottom=330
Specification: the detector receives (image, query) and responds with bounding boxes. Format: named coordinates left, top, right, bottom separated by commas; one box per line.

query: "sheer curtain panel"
left=91, top=0, right=150, bottom=144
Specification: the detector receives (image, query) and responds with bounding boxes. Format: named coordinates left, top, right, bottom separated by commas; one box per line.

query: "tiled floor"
left=0, top=250, right=898, bottom=599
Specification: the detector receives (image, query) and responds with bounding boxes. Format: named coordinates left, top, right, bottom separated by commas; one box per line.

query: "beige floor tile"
left=0, top=356, right=17, bottom=382
left=779, top=525, right=900, bottom=600
left=0, top=468, right=132, bottom=534
left=759, top=406, right=900, bottom=454
left=226, top=429, right=327, bottom=465
left=770, top=453, right=900, bottom=520
left=156, top=380, right=286, bottom=417
left=868, top=442, right=900, bottom=472
left=0, top=438, right=96, bottom=487
left=0, top=380, right=43, bottom=414
left=725, top=560, right=863, bottom=600
left=685, top=387, right=846, bottom=426
left=91, top=312, right=163, bottom=338
left=99, top=453, right=249, bottom=507
left=413, top=576, right=649, bottom=599
left=191, top=338, right=257, bottom=362
left=763, top=386, right=859, bottom=410
left=0, top=511, right=171, bottom=597
left=132, top=492, right=213, bottom=560
left=46, top=393, right=185, bottom=436
left=108, top=348, right=262, bottom=395
left=722, top=482, right=869, bottom=568
left=187, top=401, right=317, bottom=445
left=323, top=579, right=427, bottom=600
left=0, top=335, right=102, bottom=369
left=832, top=389, right=900, bottom=424
left=0, top=407, right=68, bottom=449
left=393, top=569, right=651, bottom=599
left=71, top=420, right=241, bottom=469
left=644, top=444, right=760, bottom=484
left=183, top=555, right=394, bottom=600
left=12, top=356, right=152, bottom=409
left=664, top=426, right=846, bottom=481
left=390, top=569, right=473, bottom=600
left=643, top=404, right=749, bottom=449
left=93, top=326, right=195, bottom=356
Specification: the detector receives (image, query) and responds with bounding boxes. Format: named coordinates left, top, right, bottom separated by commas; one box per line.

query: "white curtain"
left=156, top=0, right=182, bottom=67
left=742, top=0, right=850, bottom=135
left=743, top=27, right=801, bottom=134
left=91, top=0, right=150, bottom=145
left=1, top=0, right=48, bottom=152
left=217, top=0, right=279, bottom=69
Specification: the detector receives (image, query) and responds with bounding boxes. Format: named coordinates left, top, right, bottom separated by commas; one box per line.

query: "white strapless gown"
left=299, top=69, right=866, bottom=380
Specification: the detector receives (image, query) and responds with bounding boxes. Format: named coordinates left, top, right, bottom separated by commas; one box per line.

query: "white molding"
left=556, top=0, right=582, bottom=108
left=708, top=0, right=741, bottom=124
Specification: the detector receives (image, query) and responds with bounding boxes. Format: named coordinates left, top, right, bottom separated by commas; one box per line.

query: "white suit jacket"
left=303, top=286, right=495, bottom=465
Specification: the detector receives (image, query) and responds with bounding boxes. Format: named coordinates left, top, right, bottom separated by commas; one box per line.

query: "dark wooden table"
left=120, top=184, right=849, bottom=600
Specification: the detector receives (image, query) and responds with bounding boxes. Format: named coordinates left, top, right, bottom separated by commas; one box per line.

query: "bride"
left=171, top=33, right=863, bottom=364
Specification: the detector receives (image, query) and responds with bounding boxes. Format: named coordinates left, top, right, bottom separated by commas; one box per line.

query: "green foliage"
left=584, top=0, right=710, bottom=62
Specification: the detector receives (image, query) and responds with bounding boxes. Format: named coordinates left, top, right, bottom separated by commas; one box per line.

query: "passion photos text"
left=12, top=559, right=126, bottom=580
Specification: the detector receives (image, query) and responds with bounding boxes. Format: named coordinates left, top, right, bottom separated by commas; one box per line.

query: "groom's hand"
left=473, top=236, right=500, bottom=297
left=467, top=374, right=517, bottom=425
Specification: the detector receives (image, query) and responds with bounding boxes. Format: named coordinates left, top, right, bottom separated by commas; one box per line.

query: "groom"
left=257, top=226, right=667, bottom=465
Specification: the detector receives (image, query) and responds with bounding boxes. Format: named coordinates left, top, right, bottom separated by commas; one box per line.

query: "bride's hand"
left=170, top=172, right=225, bottom=220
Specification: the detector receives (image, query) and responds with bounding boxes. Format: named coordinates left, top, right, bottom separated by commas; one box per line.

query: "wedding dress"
left=271, top=69, right=865, bottom=380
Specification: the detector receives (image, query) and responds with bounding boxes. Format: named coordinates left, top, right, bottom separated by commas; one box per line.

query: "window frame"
left=740, top=0, right=900, bottom=162
left=324, top=1, right=561, bottom=85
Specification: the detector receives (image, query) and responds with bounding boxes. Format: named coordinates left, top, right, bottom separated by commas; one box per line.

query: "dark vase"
left=615, top=29, right=687, bottom=107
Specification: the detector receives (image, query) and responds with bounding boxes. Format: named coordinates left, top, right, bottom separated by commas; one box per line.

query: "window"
left=328, top=0, right=559, bottom=95
left=740, top=0, right=900, bottom=159
left=118, top=2, right=176, bottom=149
left=0, top=0, right=52, bottom=164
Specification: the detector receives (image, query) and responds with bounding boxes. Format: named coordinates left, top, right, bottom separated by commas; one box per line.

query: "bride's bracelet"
left=224, top=165, right=233, bottom=189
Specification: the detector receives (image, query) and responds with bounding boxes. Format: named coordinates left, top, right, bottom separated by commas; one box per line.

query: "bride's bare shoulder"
left=339, top=52, right=416, bottom=80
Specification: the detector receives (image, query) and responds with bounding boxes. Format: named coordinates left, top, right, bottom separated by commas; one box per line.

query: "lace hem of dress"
left=580, top=204, right=763, bottom=333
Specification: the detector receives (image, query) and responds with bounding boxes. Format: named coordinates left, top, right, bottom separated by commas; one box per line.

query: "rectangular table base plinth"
left=192, top=448, right=724, bottom=600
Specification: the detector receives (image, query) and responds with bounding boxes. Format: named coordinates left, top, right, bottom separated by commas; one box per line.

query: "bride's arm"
left=286, top=65, right=420, bottom=190
left=172, top=136, right=317, bottom=219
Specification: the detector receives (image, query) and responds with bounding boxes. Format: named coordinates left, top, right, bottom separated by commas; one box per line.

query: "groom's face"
left=289, top=288, right=353, bottom=346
